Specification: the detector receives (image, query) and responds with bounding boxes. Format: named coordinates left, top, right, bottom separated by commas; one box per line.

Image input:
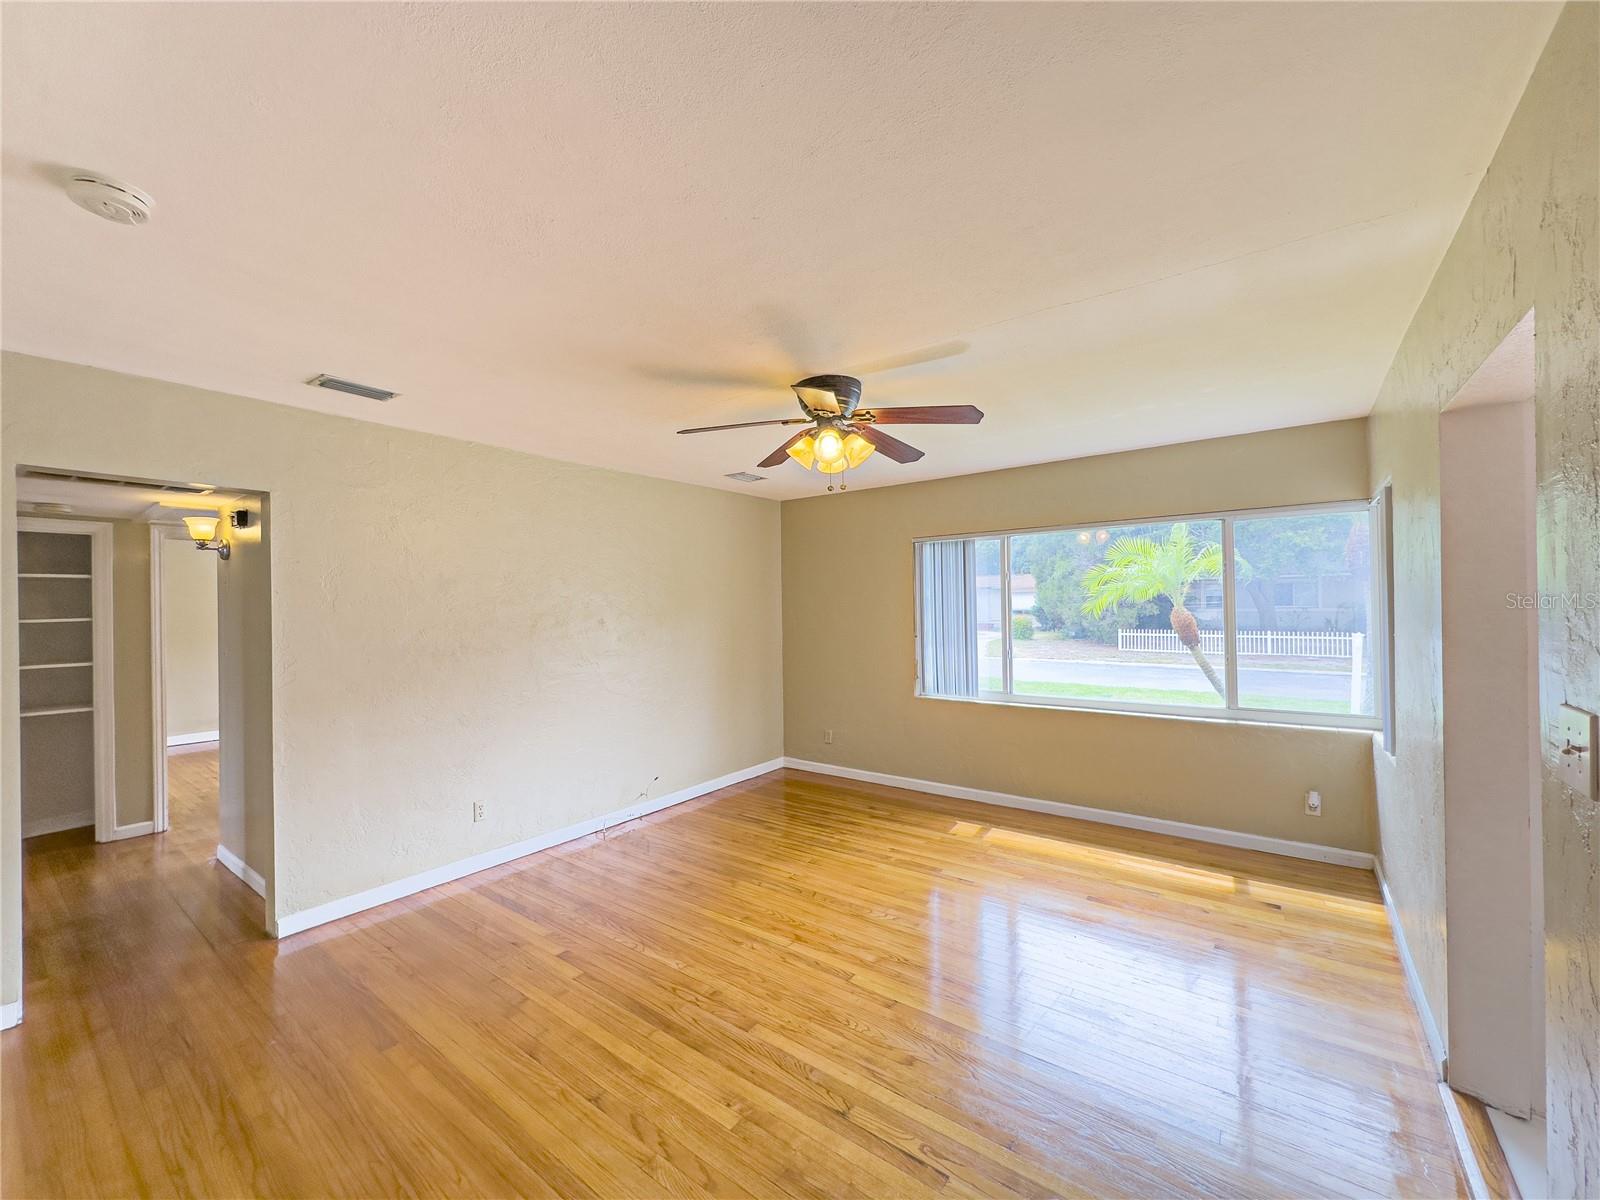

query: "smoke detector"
left=64, top=174, right=153, bottom=225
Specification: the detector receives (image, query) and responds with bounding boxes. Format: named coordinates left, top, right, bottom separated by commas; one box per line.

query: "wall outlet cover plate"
left=1557, top=703, right=1597, bottom=799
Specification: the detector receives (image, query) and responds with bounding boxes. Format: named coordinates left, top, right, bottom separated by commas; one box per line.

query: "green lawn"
left=978, top=677, right=1349, bottom=713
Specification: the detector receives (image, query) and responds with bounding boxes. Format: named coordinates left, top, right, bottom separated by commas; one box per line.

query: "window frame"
left=914, top=498, right=1387, bottom=732
left=1370, top=482, right=1396, bottom=751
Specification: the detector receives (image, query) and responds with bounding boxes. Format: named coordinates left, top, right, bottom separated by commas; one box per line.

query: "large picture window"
left=915, top=500, right=1387, bottom=730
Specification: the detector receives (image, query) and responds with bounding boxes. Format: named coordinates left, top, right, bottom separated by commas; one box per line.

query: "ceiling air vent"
left=306, top=374, right=397, bottom=402
left=724, top=472, right=766, bottom=483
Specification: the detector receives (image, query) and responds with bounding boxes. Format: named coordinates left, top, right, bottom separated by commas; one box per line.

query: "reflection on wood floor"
left=2, top=751, right=1464, bottom=1198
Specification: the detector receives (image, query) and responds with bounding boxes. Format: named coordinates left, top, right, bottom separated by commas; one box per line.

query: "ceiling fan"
left=676, top=374, right=984, bottom=477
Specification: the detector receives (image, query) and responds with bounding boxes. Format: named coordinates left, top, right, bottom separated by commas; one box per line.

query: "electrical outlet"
left=472, top=801, right=486, bottom=823
left=824, top=729, right=834, bottom=745
left=1305, top=790, right=1322, bottom=817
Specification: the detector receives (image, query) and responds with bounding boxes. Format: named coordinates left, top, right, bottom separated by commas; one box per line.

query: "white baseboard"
left=24, top=816, right=156, bottom=841
left=783, top=758, right=1377, bottom=870
left=1, top=1000, right=21, bottom=1031
left=216, top=843, right=267, bottom=897
left=1376, top=860, right=1447, bottom=1077
left=167, top=730, right=219, bottom=747
left=274, top=756, right=786, bottom=938
left=1439, top=1084, right=1493, bottom=1200
left=105, top=820, right=155, bottom=842
left=22, top=811, right=92, bottom=839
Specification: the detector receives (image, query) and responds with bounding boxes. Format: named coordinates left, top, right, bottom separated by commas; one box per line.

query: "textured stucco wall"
left=1, top=354, right=785, bottom=1008
left=783, top=419, right=1378, bottom=853
left=1367, top=5, right=1598, bottom=1193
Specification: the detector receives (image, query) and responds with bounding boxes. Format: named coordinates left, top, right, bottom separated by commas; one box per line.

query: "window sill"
left=917, top=690, right=1382, bottom=734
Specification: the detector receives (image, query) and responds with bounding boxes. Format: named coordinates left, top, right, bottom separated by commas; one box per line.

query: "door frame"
left=17, top=516, right=116, bottom=841
left=149, top=521, right=217, bottom=833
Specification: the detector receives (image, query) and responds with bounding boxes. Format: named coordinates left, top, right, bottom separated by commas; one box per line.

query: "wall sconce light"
left=182, top=515, right=230, bottom=560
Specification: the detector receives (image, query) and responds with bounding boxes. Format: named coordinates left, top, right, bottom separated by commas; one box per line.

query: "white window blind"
left=916, top=539, right=978, bottom=698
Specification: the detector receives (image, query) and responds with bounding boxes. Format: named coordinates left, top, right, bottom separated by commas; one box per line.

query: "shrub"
left=1012, top=614, right=1035, bottom=641
left=1033, top=560, right=1157, bottom=644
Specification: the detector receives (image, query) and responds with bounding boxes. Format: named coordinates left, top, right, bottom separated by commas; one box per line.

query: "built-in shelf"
left=18, top=525, right=104, bottom=837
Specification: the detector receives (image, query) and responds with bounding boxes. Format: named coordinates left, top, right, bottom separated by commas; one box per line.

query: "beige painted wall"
left=1367, top=5, right=1598, bottom=1192
left=783, top=419, right=1377, bottom=853
left=110, top=520, right=154, bottom=827
left=3, top=417, right=20, bottom=1012
left=161, top=536, right=219, bottom=740
left=216, top=494, right=273, bottom=887
left=1, top=354, right=785, bottom=1011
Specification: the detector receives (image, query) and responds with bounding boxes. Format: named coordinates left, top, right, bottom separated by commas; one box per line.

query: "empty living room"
left=2, top=3, right=1597, bottom=1198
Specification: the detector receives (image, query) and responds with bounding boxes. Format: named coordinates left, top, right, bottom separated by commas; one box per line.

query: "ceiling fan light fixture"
left=785, top=433, right=817, bottom=470
left=684, top=371, right=980, bottom=475
left=813, top=426, right=846, bottom=465
left=842, top=431, right=876, bottom=468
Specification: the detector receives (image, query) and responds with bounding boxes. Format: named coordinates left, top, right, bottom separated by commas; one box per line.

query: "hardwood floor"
left=3, top=750, right=1464, bottom=1199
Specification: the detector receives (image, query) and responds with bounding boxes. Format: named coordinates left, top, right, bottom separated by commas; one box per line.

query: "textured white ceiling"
left=1, top=2, right=1559, bottom=499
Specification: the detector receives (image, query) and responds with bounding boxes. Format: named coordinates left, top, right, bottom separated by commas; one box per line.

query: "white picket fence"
left=1117, top=629, right=1356, bottom=658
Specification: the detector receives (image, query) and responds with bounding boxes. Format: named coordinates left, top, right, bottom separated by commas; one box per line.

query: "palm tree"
left=1080, top=524, right=1227, bottom=697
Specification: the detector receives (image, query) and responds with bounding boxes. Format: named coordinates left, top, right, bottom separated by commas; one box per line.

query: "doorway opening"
left=12, top=467, right=274, bottom=934
left=151, top=522, right=239, bottom=884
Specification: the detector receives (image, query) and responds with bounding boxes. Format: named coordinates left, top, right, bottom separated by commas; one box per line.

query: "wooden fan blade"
left=758, top=429, right=814, bottom=468
left=856, top=404, right=984, bottom=425
left=677, top=418, right=810, bottom=435
left=852, top=424, right=925, bottom=464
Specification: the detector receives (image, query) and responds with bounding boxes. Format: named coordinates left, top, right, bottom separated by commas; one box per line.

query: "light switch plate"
left=1557, top=703, right=1597, bottom=799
